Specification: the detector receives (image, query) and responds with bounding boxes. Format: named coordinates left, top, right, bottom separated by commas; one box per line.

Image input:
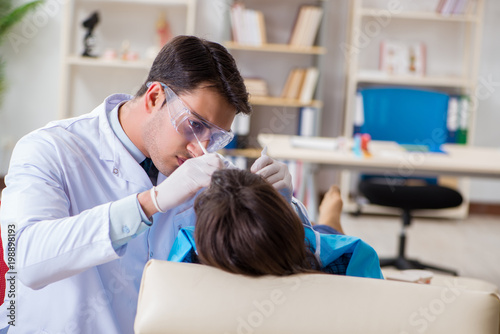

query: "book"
left=244, top=78, right=268, bottom=97
left=436, top=0, right=472, bottom=15
left=289, top=5, right=323, bottom=47
left=230, top=2, right=244, bottom=44
left=232, top=113, right=251, bottom=136
left=256, top=10, right=267, bottom=45
left=299, top=67, right=319, bottom=104
left=297, top=107, right=316, bottom=137
left=289, top=6, right=307, bottom=46
left=296, top=7, right=313, bottom=46
left=445, top=95, right=470, bottom=144
left=230, top=3, right=266, bottom=46
left=436, top=0, right=448, bottom=13
left=457, top=95, right=470, bottom=144
left=244, top=10, right=258, bottom=45
left=229, top=113, right=251, bottom=149
left=302, top=6, right=324, bottom=47
left=452, top=0, right=469, bottom=14
left=441, top=0, right=458, bottom=15
left=353, top=92, right=364, bottom=135
left=281, top=67, right=319, bottom=102
left=280, top=70, right=295, bottom=98
left=283, top=68, right=306, bottom=100
left=446, top=96, right=459, bottom=143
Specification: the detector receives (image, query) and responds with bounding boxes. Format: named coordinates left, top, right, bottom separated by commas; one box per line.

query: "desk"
left=257, top=134, right=500, bottom=220
left=258, top=134, right=500, bottom=179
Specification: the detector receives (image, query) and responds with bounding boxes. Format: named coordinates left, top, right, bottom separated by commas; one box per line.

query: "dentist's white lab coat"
left=0, top=95, right=199, bottom=333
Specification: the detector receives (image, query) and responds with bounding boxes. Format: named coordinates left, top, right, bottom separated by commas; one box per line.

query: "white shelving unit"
left=59, top=0, right=196, bottom=118
left=341, top=0, right=485, bottom=219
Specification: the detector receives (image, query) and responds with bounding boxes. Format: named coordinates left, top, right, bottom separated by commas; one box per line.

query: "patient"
left=168, top=169, right=383, bottom=279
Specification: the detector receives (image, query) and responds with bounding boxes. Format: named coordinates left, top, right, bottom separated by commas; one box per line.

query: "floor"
left=341, top=212, right=500, bottom=288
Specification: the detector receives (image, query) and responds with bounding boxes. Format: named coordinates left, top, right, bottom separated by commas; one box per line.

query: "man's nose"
left=187, top=140, right=208, bottom=157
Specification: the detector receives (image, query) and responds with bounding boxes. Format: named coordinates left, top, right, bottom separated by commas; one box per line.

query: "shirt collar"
left=107, top=100, right=146, bottom=164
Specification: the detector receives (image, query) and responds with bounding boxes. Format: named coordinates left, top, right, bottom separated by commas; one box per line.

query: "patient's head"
left=194, top=169, right=315, bottom=277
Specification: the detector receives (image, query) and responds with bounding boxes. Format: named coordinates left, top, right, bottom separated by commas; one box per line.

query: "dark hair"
left=194, top=169, right=318, bottom=277
left=136, top=35, right=251, bottom=115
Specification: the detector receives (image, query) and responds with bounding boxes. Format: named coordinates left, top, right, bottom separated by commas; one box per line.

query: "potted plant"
left=0, top=0, right=43, bottom=104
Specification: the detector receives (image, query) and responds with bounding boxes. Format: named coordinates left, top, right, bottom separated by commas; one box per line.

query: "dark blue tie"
left=140, top=158, right=158, bottom=185
left=140, top=158, right=152, bottom=173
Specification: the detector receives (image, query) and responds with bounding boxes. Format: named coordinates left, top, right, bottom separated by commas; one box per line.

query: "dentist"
left=0, top=36, right=294, bottom=333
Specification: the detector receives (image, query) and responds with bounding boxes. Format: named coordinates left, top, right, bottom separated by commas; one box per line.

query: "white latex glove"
left=153, top=153, right=224, bottom=212
left=251, top=154, right=293, bottom=203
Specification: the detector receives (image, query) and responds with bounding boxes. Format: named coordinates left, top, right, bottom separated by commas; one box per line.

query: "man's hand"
left=251, top=155, right=293, bottom=203
left=153, top=153, right=224, bottom=212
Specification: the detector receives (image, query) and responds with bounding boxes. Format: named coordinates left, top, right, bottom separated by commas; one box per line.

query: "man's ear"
left=144, top=82, right=165, bottom=114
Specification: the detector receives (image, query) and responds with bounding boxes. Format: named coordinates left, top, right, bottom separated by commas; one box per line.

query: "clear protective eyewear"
left=146, top=82, right=234, bottom=153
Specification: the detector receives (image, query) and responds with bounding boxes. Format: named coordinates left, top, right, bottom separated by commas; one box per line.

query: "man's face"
left=143, top=84, right=236, bottom=176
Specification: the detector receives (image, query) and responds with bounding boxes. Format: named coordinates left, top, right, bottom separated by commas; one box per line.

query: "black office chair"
left=359, top=178, right=463, bottom=276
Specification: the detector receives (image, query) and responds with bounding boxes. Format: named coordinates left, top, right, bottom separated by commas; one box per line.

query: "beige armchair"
left=135, top=260, right=500, bottom=334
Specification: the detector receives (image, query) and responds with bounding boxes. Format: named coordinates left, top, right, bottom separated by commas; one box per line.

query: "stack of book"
left=244, top=78, right=268, bottom=97
left=289, top=5, right=324, bottom=48
left=379, top=40, right=426, bottom=76
left=281, top=67, right=319, bottom=104
left=230, top=2, right=266, bottom=46
left=436, top=0, right=475, bottom=15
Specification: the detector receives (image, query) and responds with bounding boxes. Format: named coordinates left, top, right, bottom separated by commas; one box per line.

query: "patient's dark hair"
left=194, top=169, right=317, bottom=277
left=135, top=35, right=251, bottom=115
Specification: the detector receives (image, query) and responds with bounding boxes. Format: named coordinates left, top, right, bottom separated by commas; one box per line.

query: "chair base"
left=380, top=257, right=458, bottom=276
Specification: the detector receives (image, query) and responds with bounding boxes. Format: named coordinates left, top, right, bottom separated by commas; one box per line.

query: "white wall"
left=0, top=0, right=63, bottom=172
left=468, top=0, right=500, bottom=203
left=0, top=0, right=499, bottom=203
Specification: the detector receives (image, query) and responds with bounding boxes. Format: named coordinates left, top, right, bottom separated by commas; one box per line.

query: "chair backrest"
left=134, top=260, right=500, bottom=334
left=359, top=87, right=449, bottom=152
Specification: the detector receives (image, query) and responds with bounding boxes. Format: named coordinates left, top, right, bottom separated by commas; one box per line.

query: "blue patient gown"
left=168, top=226, right=384, bottom=279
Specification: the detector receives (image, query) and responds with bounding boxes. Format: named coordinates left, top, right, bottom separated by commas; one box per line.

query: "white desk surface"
left=257, top=134, right=500, bottom=179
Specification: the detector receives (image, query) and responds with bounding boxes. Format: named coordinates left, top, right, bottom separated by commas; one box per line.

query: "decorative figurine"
left=156, top=13, right=172, bottom=49
left=82, top=11, right=100, bottom=57
left=120, top=40, right=130, bottom=60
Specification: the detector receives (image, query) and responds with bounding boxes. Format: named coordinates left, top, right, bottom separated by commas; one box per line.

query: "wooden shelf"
left=224, top=41, right=326, bottom=55
left=250, top=96, right=323, bottom=108
left=359, top=8, right=478, bottom=22
left=221, top=148, right=262, bottom=159
left=356, top=71, right=470, bottom=88
left=67, top=56, right=152, bottom=70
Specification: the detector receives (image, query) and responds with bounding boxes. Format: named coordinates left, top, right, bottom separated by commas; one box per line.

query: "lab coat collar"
left=108, top=101, right=146, bottom=164
left=97, top=94, right=155, bottom=188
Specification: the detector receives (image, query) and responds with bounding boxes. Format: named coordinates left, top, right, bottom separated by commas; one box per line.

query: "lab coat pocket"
left=172, top=206, right=196, bottom=234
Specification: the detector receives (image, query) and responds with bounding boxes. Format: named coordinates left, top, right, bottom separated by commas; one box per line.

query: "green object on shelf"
left=457, top=129, right=468, bottom=145
left=0, top=0, right=43, bottom=105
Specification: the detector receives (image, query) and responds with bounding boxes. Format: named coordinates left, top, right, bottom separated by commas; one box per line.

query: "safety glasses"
left=146, top=82, right=234, bottom=153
